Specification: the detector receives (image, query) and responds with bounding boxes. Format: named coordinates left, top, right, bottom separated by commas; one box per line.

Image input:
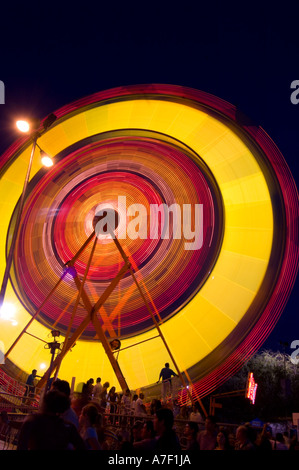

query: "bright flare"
left=41, top=155, right=54, bottom=167
left=16, top=120, right=30, bottom=133
left=0, top=302, right=17, bottom=325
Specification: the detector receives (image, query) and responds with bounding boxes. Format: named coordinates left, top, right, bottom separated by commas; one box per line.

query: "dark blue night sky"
left=0, top=1, right=298, bottom=355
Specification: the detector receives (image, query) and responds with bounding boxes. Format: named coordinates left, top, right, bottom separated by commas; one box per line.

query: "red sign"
left=246, top=372, right=258, bottom=405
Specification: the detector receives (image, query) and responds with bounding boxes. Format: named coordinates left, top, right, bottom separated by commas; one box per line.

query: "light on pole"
left=0, top=114, right=57, bottom=311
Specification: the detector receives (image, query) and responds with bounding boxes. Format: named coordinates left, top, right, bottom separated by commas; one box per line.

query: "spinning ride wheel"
left=0, top=85, right=298, bottom=399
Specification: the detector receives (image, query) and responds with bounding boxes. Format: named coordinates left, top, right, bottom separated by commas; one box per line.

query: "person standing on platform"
left=23, top=369, right=40, bottom=404
left=157, top=363, right=177, bottom=403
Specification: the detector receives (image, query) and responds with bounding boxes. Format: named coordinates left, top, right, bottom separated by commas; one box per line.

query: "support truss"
left=4, top=227, right=207, bottom=415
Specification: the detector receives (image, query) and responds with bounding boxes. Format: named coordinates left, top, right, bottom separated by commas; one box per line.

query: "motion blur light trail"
left=0, top=85, right=298, bottom=395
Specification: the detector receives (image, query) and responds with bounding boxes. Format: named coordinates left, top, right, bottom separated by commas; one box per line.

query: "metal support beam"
left=0, top=134, right=38, bottom=311
left=4, top=275, right=65, bottom=360
left=5, top=221, right=202, bottom=406
left=37, top=261, right=131, bottom=391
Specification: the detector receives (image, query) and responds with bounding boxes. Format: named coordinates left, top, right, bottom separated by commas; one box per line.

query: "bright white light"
left=16, top=120, right=30, bottom=133
left=0, top=302, right=17, bottom=325
left=41, top=155, right=54, bottom=167
left=40, top=363, right=47, bottom=370
left=0, top=302, right=16, bottom=320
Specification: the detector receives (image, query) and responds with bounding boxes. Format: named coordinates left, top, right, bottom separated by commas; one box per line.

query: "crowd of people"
left=13, top=375, right=299, bottom=451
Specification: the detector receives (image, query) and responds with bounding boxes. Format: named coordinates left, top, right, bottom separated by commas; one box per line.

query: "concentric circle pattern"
left=9, top=135, right=222, bottom=339
left=0, top=84, right=298, bottom=395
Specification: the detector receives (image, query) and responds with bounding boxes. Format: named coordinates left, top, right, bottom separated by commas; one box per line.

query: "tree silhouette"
left=210, top=349, right=299, bottom=423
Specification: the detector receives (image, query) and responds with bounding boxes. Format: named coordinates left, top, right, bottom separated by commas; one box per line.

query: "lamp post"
left=0, top=114, right=56, bottom=311
left=44, top=330, right=62, bottom=392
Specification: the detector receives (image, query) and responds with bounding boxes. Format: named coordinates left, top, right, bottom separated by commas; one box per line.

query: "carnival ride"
left=0, top=85, right=298, bottom=404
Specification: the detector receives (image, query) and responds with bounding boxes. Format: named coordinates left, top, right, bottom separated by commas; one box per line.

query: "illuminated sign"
left=246, top=372, right=258, bottom=405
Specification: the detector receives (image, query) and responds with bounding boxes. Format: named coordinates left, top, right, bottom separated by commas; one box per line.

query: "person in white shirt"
left=120, top=389, right=132, bottom=425
left=92, top=377, right=103, bottom=403
left=189, top=402, right=203, bottom=424
left=121, top=389, right=132, bottom=415
left=135, top=393, right=147, bottom=416
left=131, top=394, right=138, bottom=416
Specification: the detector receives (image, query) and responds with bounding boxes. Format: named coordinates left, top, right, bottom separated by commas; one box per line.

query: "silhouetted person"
left=92, top=377, right=103, bottom=403
left=197, top=415, right=218, bottom=450
left=135, top=392, right=146, bottom=416
left=157, top=363, right=177, bottom=402
left=51, top=379, right=79, bottom=429
left=150, top=398, right=162, bottom=416
left=99, top=381, right=110, bottom=412
left=235, top=425, right=255, bottom=450
left=184, top=421, right=200, bottom=451
left=79, top=403, right=102, bottom=450
left=133, top=420, right=157, bottom=451
left=154, top=407, right=181, bottom=452
left=107, top=386, right=118, bottom=424
left=17, top=390, right=85, bottom=450
left=23, top=369, right=40, bottom=402
left=82, top=378, right=94, bottom=400
left=131, top=420, right=144, bottom=444
left=215, top=427, right=232, bottom=451
left=272, top=432, right=288, bottom=450
left=255, top=424, right=272, bottom=451
left=189, top=402, right=204, bottom=423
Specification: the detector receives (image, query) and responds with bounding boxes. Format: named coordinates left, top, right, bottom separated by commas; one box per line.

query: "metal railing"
left=0, top=369, right=27, bottom=396
left=0, top=369, right=243, bottom=451
left=0, top=369, right=39, bottom=411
